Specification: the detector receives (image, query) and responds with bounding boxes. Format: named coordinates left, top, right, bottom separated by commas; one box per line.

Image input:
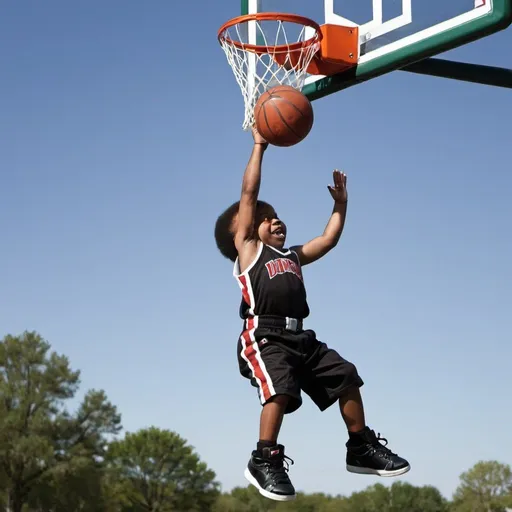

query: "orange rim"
left=218, top=13, right=322, bottom=54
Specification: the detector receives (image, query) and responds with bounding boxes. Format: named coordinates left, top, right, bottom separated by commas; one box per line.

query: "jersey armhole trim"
left=289, top=248, right=303, bottom=269
left=233, top=241, right=264, bottom=278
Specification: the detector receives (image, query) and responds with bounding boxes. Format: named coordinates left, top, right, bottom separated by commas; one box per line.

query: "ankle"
left=347, top=427, right=369, bottom=445
left=257, top=439, right=277, bottom=452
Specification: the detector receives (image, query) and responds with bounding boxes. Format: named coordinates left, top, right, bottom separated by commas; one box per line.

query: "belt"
left=245, top=315, right=303, bottom=332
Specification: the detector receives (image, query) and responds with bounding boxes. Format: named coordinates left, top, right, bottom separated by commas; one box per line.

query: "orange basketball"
left=254, top=85, right=314, bottom=147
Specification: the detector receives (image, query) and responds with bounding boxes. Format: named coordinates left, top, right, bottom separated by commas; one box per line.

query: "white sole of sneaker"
left=346, top=464, right=411, bottom=477
left=244, top=468, right=296, bottom=501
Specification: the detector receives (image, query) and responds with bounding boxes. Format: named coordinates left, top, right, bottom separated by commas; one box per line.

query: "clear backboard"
left=241, top=0, right=512, bottom=100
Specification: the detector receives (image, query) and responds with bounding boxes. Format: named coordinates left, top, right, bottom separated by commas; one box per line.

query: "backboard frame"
left=240, top=0, right=512, bottom=100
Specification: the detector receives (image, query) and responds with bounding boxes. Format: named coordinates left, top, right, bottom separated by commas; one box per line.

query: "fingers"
left=331, top=169, right=346, bottom=189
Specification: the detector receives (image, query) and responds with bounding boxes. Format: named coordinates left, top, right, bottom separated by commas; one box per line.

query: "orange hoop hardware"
left=218, top=13, right=323, bottom=55
left=218, top=12, right=358, bottom=129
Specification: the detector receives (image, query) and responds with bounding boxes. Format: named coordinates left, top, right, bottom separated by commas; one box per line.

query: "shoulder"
left=234, top=241, right=264, bottom=276
left=288, top=247, right=301, bottom=261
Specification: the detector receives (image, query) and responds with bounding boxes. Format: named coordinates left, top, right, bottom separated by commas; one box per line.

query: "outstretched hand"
left=251, top=125, right=269, bottom=149
left=327, top=170, right=348, bottom=204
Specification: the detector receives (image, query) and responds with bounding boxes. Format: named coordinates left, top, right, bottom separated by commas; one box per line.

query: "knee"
left=268, top=394, right=291, bottom=407
left=345, top=361, right=360, bottom=380
left=341, top=361, right=364, bottom=395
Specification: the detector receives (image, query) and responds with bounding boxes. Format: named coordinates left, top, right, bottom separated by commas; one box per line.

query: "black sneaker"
left=346, top=427, right=410, bottom=477
left=244, top=444, right=296, bottom=501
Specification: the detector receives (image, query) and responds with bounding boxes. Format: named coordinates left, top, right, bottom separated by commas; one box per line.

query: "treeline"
left=0, top=332, right=511, bottom=512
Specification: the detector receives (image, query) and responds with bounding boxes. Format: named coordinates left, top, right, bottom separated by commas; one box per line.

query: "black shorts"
left=237, top=324, right=364, bottom=414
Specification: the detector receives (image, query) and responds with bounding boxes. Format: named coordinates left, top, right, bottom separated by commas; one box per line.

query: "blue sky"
left=1, top=0, right=511, bottom=500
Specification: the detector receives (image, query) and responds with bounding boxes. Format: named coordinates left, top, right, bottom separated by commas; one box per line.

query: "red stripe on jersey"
left=241, top=317, right=272, bottom=402
left=237, top=274, right=252, bottom=308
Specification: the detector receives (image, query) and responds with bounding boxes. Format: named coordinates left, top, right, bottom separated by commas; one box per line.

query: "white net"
left=219, top=16, right=321, bottom=130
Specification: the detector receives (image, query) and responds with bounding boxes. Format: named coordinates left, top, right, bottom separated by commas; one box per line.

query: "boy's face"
left=256, top=205, right=287, bottom=249
left=230, top=204, right=287, bottom=249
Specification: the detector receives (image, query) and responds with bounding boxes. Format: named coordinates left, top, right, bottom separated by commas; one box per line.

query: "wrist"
left=254, top=143, right=268, bottom=154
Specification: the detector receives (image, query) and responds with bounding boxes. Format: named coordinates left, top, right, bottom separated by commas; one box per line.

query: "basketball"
left=254, top=85, right=314, bottom=147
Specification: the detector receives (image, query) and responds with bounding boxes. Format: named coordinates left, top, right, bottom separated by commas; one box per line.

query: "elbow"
left=241, top=187, right=258, bottom=201
left=323, top=234, right=340, bottom=250
left=315, top=239, right=337, bottom=259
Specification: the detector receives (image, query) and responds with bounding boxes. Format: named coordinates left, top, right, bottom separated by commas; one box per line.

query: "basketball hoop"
left=218, top=13, right=322, bottom=130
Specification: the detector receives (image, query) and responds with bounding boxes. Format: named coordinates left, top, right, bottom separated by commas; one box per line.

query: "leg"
left=237, top=336, right=300, bottom=502
left=339, top=386, right=366, bottom=432
left=244, top=393, right=296, bottom=502
left=300, top=335, right=410, bottom=478
left=259, top=394, right=289, bottom=443
left=339, top=388, right=411, bottom=477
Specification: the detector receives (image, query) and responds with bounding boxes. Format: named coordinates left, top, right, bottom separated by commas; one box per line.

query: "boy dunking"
left=214, top=128, right=410, bottom=502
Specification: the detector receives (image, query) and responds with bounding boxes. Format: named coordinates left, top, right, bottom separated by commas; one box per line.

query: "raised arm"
left=234, top=128, right=268, bottom=269
left=291, top=170, right=348, bottom=266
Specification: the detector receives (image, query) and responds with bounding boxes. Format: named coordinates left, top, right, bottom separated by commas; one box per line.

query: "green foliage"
left=106, top=427, right=220, bottom=511
left=451, top=461, right=512, bottom=512
left=212, top=486, right=345, bottom=512
left=0, top=332, right=121, bottom=512
left=212, top=482, right=448, bottom=512
left=26, top=462, right=107, bottom=512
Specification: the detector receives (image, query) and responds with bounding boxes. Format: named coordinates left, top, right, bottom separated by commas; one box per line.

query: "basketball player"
left=214, top=127, right=410, bottom=502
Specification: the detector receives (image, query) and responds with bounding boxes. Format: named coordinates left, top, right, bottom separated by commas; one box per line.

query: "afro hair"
left=214, top=200, right=274, bottom=262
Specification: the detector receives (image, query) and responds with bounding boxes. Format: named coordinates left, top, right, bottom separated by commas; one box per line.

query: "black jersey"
left=234, top=243, right=310, bottom=319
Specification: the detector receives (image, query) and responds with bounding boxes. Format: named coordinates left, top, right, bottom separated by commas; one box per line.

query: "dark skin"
left=234, top=127, right=366, bottom=444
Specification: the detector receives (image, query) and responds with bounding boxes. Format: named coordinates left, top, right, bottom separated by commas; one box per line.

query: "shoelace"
left=267, top=454, right=294, bottom=482
left=372, top=432, right=397, bottom=457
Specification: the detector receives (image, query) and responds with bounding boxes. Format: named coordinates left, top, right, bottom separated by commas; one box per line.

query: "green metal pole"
left=400, top=57, right=512, bottom=88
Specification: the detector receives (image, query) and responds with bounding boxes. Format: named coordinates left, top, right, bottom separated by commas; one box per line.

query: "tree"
left=0, top=331, right=122, bottom=512
left=342, top=483, right=392, bottom=512
left=212, top=492, right=250, bottom=512
left=226, top=485, right=276, bottom=511
left=274, top=492, right=346, bottom=512
left=388, top=482, right=447, bottom=512
left=213, top=487, right=344, bottom=512
left=339, top=482, right=448, bottom=512
left=214, top=481, right=450, bottom=512
left=26, top=461, right=107, bottom=512
left=106, top=427, right=220, bottom=511
left=452, top=461, right=512, bottom=512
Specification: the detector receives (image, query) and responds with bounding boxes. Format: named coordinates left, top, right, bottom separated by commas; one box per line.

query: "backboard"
left=241, top=0, right=512, bottom=100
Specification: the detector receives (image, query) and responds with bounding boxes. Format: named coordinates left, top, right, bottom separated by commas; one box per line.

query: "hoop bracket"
left=308, top=24, right=359, bottom=76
